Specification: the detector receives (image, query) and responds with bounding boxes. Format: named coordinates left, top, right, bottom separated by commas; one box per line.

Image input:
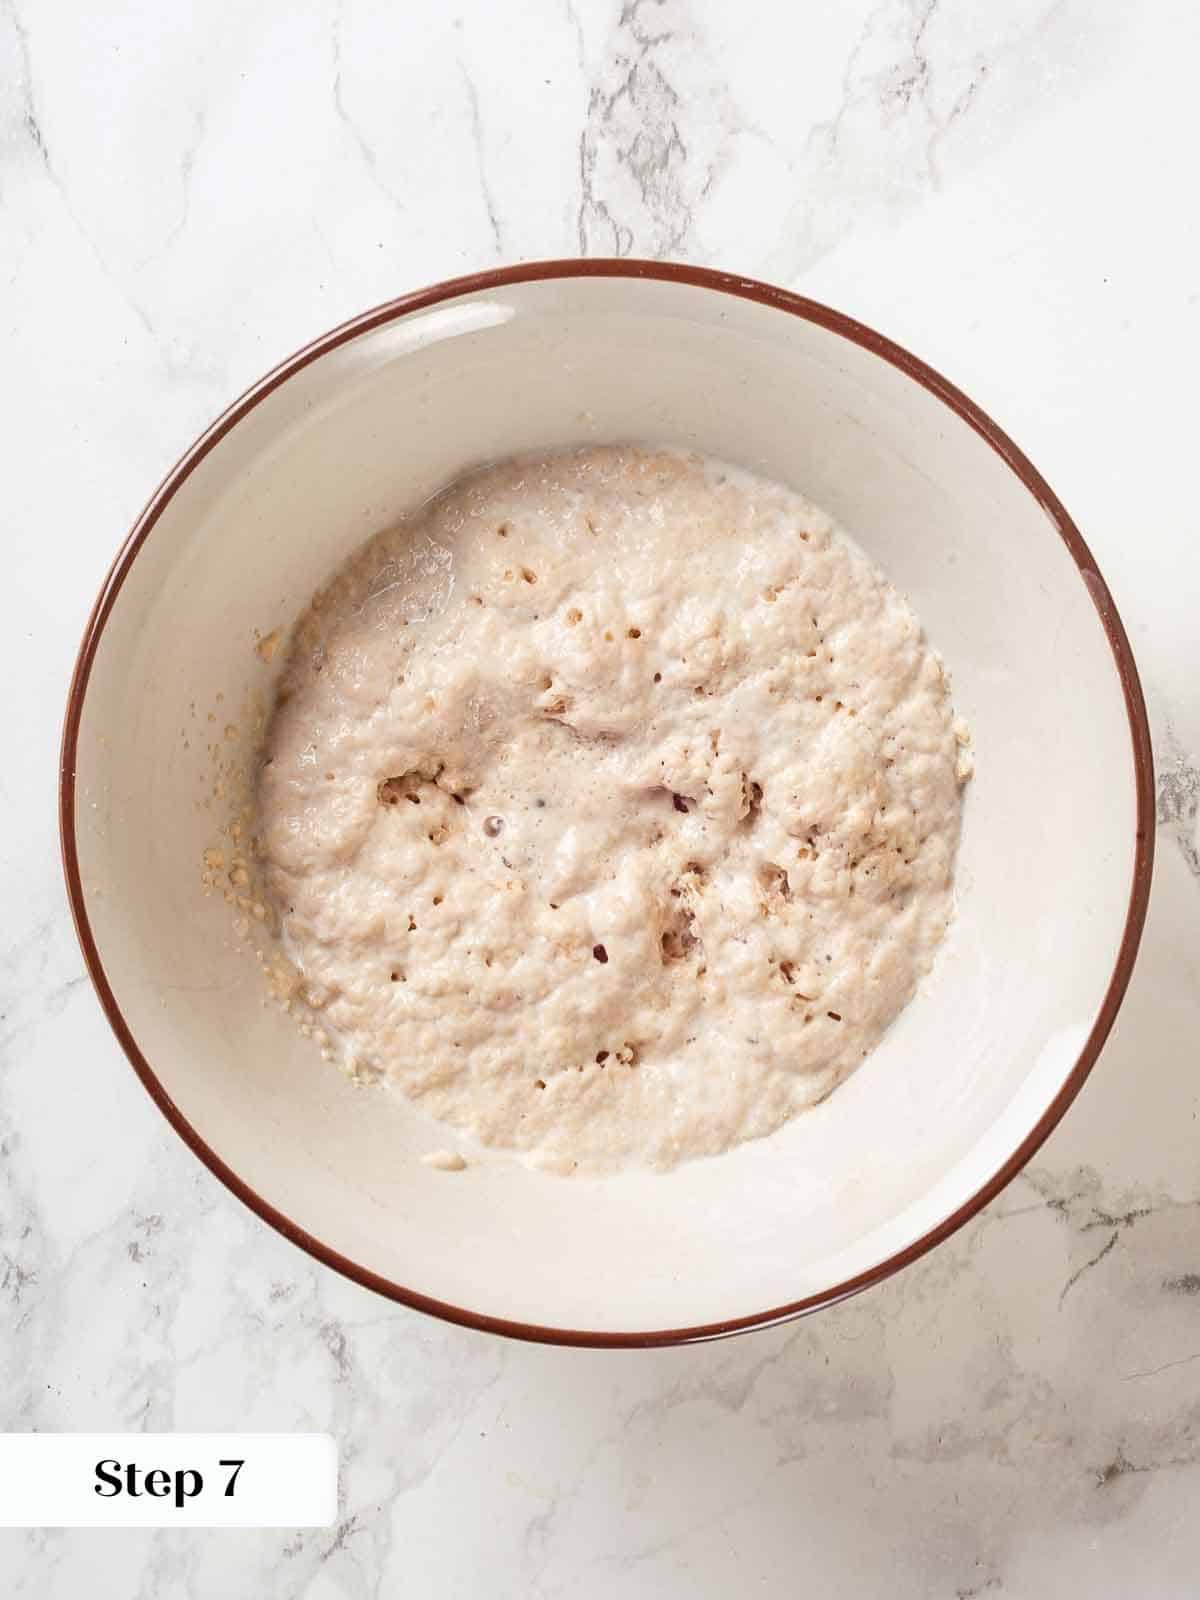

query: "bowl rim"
left=59, top=258, right=1155, bottom=1348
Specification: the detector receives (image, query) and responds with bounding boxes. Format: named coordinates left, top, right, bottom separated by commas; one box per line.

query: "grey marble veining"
left=1158, top=725, right=1200, bottom=880
left=2, top=0, right=1199, bottom=1593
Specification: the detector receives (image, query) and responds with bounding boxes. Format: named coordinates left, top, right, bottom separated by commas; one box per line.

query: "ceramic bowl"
left=61, top=262, right=1153, bottom=1345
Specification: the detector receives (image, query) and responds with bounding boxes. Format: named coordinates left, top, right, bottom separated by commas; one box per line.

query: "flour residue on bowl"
left=253, top=446, right=971, bottom=1174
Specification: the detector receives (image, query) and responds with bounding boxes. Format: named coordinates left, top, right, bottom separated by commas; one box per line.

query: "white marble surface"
left=3, top=0, right=1199, bottom=1592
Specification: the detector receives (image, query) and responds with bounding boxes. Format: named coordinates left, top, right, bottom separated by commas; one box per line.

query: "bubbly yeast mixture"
left=257, top=447, right=970, bottom=1173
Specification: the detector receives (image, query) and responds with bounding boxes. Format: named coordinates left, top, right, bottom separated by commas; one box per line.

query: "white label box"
left=0, top=1434, right=337, bottom=1528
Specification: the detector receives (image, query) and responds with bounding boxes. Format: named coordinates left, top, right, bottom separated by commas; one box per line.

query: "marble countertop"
left=3, top=0, right=1199, bottom=1593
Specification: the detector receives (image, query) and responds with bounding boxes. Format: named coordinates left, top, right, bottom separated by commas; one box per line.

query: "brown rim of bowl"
left=59, top=259, right=1155, bottom=1349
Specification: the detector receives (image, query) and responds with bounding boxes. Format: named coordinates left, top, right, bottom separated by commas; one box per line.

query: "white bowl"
left=61, top=263, right=1153, bottom=1345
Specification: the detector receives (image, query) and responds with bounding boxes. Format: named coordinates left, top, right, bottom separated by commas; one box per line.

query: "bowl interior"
left=68, top=272, right=1143, bottom=1337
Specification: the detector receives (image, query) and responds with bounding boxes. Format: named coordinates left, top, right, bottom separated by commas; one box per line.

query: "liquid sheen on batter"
left=257, top=447, right=971, bottom=1173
